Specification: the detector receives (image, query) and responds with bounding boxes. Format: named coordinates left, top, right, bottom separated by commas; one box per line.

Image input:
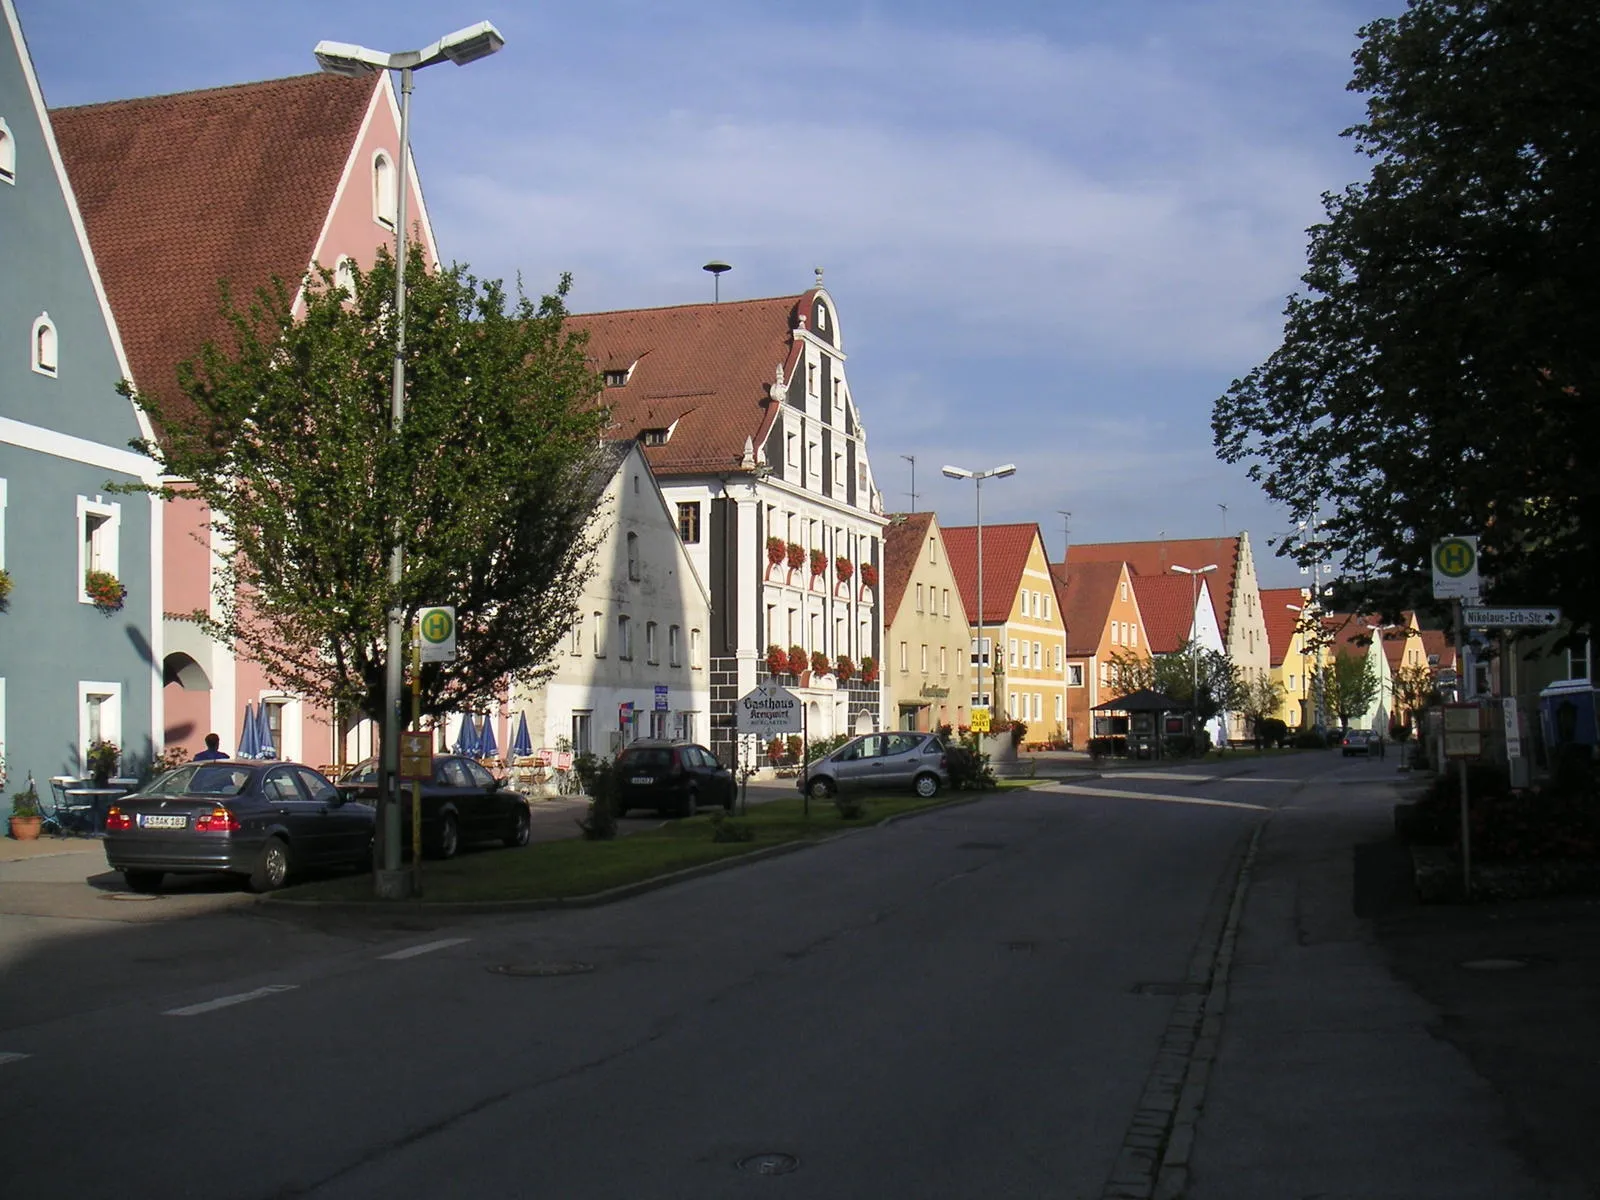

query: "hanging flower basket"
left=810, top=650, right=831, bottom=677
left=861, top=655, right=879, bottom=683
left=836, top=654, right=856, bottom=682
left=786, top=645, right=809, bottom=676
left=785, top=542, right=805, bottom=572
left=766, top=643, right=788, bottom=676
left=809, top=549, right=827, bottom=578
left=766, top=536, right=787, bottom=567
left=835, top=557, right=854, bottom=581
left=85, top=569, right=126, bottom=613
left=859, top=563, right=878, bottom=591
left=0, top=566, right=12, bottom=607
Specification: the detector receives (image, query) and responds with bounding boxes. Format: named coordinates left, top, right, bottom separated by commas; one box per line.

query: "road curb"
left=259, top=788, right=1001, bottom=915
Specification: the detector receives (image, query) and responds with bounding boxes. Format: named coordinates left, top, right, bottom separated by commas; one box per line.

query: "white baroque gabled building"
left=512, top=441, right=711, bottom=759
left=569, top=277, right=887, bottom=767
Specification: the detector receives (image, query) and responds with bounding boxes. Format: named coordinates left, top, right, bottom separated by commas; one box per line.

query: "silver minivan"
left=800, top=732, right=949, bottom=800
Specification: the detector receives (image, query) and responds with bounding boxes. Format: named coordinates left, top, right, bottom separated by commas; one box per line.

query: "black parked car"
left=103, top=761, right=373, bottom=894
left=336, top=755, right=531, bottom=858
left=613, top=740, right=735, bottom=817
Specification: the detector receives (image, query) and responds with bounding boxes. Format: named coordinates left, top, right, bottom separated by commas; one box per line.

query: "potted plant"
left=766, top=536, right=787, bottom=569
left=87, top=738, right=120, bottom=787
left=786, top=645, right=808, bottom=676
left=811, top=650, right=831, bottom=677
left=10, top=779, right=42, bottom=841
left=860, top=655, right=878, bottom=682
left=835, top=556, right=854, bottom=582
left=85, top=568, right=126, bottom=613
left=785, top=542, right=805, bottom=573
left=836, top=654, right=856, bottom=683
left=809, top=549, right=827, bottom=579
left=859, top=563, right=878, bottom=593
left=766, top=643, right=788, bottom=677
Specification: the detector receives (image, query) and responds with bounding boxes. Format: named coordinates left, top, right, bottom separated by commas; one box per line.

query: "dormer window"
left=373, top=151, right=397, bottom=228
left=604, top=369, right=630, bottom=388
left=0, top=119, right=14, bottom=184
left=32, top=312, right=57, bottom=377
left=641, top=428, right=669, bottom=446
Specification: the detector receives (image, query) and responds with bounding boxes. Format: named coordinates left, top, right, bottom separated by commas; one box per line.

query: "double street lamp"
left=941, top=463, right=1017, bottom=723
left=314, top=22, right=504, bottom=894
left=1171, top=563, right=1217, bottom=734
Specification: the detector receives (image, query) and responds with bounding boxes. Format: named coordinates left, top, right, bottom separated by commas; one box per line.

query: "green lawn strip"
left=280, top=788, right=1004, bottom=904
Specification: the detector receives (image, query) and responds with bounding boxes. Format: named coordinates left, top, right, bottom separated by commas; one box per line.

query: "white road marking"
left=1226, top=777, right=1299, bottom=784
left=0, top=1052, right=30, bottom=1066
left=164, top=984, right=298, bottom=1016
left=379, top=937, right=472, bottom=960
left=1111, top=772, right=1217, bottom=781
left=1041, top=783, right=1269, bottom=812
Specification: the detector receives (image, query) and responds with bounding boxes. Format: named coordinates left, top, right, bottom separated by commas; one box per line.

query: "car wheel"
left=678, top=789, right=699, bottom=819
left=807, top=776, right=835, bottom=801
left=913, top=773, right=941, bottom=799
left=505, top=805, right=531, bottom=848
left=123, top=869, right=163, bottom=894
left=249, top=837, right=290, bottom=893
left=433, top=813, right=460, bottom=860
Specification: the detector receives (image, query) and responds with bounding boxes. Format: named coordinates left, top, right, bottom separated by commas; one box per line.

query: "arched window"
left=0, top=118, right=14, bottom=183
left=372, top=151, right=396, bottom=228
left=32, top=312, right=57, bottom=376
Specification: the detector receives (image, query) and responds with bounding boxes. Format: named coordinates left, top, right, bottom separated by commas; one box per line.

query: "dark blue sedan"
left=103, top=761, right=374, bottom=893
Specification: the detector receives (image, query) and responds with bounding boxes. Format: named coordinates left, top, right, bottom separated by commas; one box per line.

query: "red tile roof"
left=1051, top=560, right=1125, bottom=657
left=882, top=512, right=935, bottom=626
left=941, top=523, right=1043, bottom=627
left=52, top=74, right=380, bottom=439
left=1132, top=574, right=1200, bottom=655
left=1322, top=612, right=1384, bottom=657
left=1259, top=587, right=1309, bottom=666
left=1067, top=537, right=1242, bottom=641
left=567, top=292, right=818, bottom=477
left=1420, top=629, right=1456, bottom=670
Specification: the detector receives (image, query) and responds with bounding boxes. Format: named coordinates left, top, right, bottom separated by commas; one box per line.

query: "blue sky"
left=19, top=0, right=1397, bottom=587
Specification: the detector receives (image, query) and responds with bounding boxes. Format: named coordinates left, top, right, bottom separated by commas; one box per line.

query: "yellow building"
left=882, top=513, right=970, bottom=731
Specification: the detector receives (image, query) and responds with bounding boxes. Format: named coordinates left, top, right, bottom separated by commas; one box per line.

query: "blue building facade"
left=1, top=0, right=161, bottom=797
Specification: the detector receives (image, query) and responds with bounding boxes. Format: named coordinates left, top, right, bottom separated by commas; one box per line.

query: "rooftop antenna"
left=1057, top=510, right=1071, bottom=562
left=1218, top=503, right=1229, bottom=539
left=901, top=454, right=917, bottom=512
left=703, top=260, right=731, bottom=303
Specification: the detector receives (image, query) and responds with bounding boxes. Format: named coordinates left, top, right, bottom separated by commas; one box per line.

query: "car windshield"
left=620, top=748, right=672, bottom=769
left=341, top=762, right=379, bottom=783
left=146, top=765, right=251, bottom=796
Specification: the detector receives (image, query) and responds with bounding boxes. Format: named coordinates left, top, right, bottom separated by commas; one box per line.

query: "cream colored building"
left=882, top=513, right=970, bottom=731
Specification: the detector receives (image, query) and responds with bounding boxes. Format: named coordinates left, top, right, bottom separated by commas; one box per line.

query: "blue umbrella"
left=453, top=715, right=480, bottom=758
left=479, top=714, right=498, bottom=760
left=254, top=701, right=277, bottom=760
left=237, top=701, right=260, bottom=759
left=511, top=712, right=533, bottom=759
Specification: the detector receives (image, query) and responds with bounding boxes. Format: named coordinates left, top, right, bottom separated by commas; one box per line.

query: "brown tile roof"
left=882, top=512, right=935, bottom=626
left=52, top=73, right=378, bottom=440
left=1067, top=537, right=1242, bottom=641
left=1051, top=560, right=1125, bottom=658
left=1259, top=587, right=1309, bottom=666
left=1322, top=612, right=1383, bottom=657
left=567, top=292, right=817, bottom=477
left=1419, top=629, right=1456, bottom=670
left=941, top=523, right=1043, bottom=627
left=1132, top=574, right=1200, bottom=655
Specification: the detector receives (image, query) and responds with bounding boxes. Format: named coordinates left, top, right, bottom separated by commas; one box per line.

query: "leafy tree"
left=1391, top=662, right=1438, bottom=729
left=1318, top=649, right=1381, bottom=730
left=1108, top=641, right=1240, bottom=724
left=124, top=245, right=610, bottom=724
left=1213, top=0, right=1600, bottom=632
left=1237, top=670, right=1286, bottom=731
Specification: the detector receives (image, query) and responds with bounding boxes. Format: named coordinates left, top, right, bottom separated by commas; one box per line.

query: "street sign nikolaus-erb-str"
left=1461, top=606, right=1561, bottom=628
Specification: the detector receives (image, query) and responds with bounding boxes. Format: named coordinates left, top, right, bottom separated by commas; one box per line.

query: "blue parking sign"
left=654, top=684, right=669, bottom=711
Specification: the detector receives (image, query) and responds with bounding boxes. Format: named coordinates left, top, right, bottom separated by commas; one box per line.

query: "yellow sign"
left=1431, top=536, right=1480, bottom=600
left=970, top=707, right=991, bottom=733
left=398, top=731, right=433, bottom=781
left=418, top=605, right=457, bottom=663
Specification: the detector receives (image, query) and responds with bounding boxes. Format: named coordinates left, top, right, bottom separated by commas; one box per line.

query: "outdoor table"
left=63, top=786, right=130, bottom=836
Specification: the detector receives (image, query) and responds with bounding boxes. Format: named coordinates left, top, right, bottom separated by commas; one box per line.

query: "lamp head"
left=988, top=464, right=1018, bottom=479
left=314, top=40, right=385, bottom=76
left=941, top=465, right=973, bottom=480
left=438, top=21, right=505, bottom=65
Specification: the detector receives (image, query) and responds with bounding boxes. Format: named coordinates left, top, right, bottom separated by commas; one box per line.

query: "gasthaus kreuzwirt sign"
left=737, top=682, right=802, bottom=736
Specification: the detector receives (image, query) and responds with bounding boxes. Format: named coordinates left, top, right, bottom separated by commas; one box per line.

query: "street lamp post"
left=941, top=464, right=1017, bottom=723
left=314, top=22, right=504, bottom=897
left=1171, top=563, right=1217, bottom=737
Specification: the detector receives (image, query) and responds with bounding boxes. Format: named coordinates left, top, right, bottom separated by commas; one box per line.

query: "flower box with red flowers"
left=766, top=644, right=788, bottom=676
left=767, top=536, right=787, bottom=567
left=785, top=542, right=805, bottom=572
left=85, top=569, right=126, bottom=612
left=787, top=645, right=809, bottom=676
left=835, top=655, right=856, bottom=683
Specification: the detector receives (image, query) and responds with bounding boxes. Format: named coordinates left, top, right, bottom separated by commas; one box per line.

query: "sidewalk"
left=1184, top=772, right=1595, bottom=1199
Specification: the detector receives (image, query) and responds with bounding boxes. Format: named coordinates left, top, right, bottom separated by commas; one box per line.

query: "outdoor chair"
left=42, top=776, right=95, bottom=835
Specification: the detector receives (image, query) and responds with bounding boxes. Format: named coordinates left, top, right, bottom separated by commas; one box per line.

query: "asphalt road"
left=0, top=753, right=1554, bottom=1199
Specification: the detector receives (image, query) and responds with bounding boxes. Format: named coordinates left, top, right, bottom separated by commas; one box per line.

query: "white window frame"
left=916, top=583, right=924, bottom=612
left=617, top=614, right=633, bottom=661
left=32, top=312, right=58, bottom=377
left=1009, top=639, right=1018, bottom=667
left=1068, top=663, right=1085, bottom=687
left=372, top=150, right=397, bottom=228
left=920, top=644, right=928, bottom=672
left=899, top=641, right=908, bottom=672
left=592, top=611, right=605, bottom=657
left=669, top=624, right=682, bottom=668
left=690, top=628, right=702, bottom=670
left=940, top=646, right=948, bottom=676
left=1033, top=641, right=1041, bottom=669
left=942, top=589, right=950, bottom=618
left=78, top=681, right=122, bottom=774
left=646, top=620, right=658, bottom=664
left=626, top=531, right=640, bottom=581
left=76, top=496, right=121, bottom=605
left=0, top=118, right=13, bottom=183
left=570, top=618, right=582, bottom=656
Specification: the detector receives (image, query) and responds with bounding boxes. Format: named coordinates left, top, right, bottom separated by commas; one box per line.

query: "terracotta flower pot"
left=9, top=815, right=42, bottom=841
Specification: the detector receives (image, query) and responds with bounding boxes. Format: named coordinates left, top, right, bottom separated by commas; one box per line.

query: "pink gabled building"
left=53, top=71, right=439, bottom=768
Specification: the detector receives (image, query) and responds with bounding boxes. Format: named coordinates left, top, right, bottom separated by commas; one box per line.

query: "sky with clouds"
left=19, top=0, right=1399, bottom=586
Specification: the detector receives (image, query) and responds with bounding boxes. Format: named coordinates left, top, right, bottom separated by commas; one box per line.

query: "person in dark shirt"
left=193, top=733, right=229, bottom=762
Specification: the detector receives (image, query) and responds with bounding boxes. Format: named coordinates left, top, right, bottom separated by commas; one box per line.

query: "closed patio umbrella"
left=237, top=701, right=260, bottom=760
left=511, top=712, right=533, bottom=759
left=254, top=701, right=276, bottom=760
left=479, top=714, right=498, bottom=760
left=452, top=715, right=480, bottom=758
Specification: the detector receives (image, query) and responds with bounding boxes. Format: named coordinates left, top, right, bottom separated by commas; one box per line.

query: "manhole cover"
left=489, top=962, right=595, bottom=978
left=737, top=1153, right=799, bottom=1176
left=1131, top=981, right=1207, bottom=996
left=105, top=893, right=161, bottom=902
left=1460, top=957, right=1530, bottom=971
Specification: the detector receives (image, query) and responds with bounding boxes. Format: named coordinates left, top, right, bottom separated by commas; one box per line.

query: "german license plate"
left=139, top=814, right=187, bottom=830
left=630, top=776, right=653, bottom=785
